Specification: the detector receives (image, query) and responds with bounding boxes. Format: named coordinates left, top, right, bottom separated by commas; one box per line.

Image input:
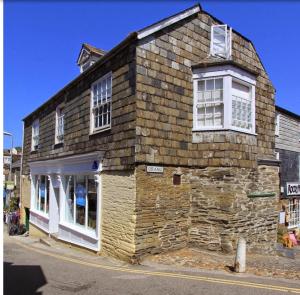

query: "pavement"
left=142, top=245, right=300, bottom=281
left=4, top=230, right=300, bottom=295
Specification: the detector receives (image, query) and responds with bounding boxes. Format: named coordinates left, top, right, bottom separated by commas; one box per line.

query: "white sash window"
left=55, top=105, right=64, bottom=144
left=90, top=72, right=112, bottom=133
left=32, top=119, right=39, bottom=151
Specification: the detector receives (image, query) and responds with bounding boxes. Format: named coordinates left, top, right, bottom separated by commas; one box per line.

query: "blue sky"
left=4, top=1, right=300, bottom=148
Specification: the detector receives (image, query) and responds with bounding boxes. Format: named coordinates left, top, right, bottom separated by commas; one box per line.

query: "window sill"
left=30, top=209, right=49, bottom=221
left=89, top=126, right=111, bottom=136
left=192, top=127, right=257, bottom=136
left=59, top=222, right=98, bottom=240
left=53, top=142, right=64, bottom=149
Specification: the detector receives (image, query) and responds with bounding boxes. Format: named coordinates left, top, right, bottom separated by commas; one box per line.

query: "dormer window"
left=77, top=43, right=106, bottom=73
left=210, top=24, right=232, bottom=59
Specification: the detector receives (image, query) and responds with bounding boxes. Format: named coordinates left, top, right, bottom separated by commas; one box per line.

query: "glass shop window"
left=64, top=175, right=98, bottom=232
left=35, top=175, right=49, bottom=215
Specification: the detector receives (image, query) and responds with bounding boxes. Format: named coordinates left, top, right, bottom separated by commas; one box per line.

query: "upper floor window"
left=210, top=24, right=232, bottom=59
left=193, top=65, right=256, bottom=134
left=90, top=72, right=112, bottom=134
left=55, top=105, right=64, bottom=144
left=275, top=113, right=280, bottom=136
left=32, top=119, right=39, bottom=151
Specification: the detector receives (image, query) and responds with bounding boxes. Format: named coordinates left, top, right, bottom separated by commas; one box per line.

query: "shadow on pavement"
left=4, top=261, right=47, bottom=295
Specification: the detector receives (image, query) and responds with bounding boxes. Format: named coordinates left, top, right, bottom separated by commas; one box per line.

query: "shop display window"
left=64, top=175, right=98, bottom=231
left=34, top=175, right=49, bottom=215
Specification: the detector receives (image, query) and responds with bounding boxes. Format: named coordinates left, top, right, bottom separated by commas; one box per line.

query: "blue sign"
left=75, top=184, right=86, bottom=207
left=92, top=160, right=99, bottom=171
left=40, top=184, right=45, bottom=199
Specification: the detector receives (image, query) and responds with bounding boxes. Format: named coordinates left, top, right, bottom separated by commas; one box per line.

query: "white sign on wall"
left=146, top=166, right=164, bottom=173
left=287, top=182, right=300, bottom=196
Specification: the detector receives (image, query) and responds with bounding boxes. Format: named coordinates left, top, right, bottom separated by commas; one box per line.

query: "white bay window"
left=90, top=72, right=112, bottom=133
left=193, top=65, right=256, bottom=134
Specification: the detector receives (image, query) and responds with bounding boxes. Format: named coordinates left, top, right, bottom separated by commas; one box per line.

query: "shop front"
left=286, top=182, right=300, bottom=229
left=28, top=152, right=104, bottom=251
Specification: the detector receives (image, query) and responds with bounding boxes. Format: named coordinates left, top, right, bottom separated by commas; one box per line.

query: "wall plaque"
left=146, top=166, right=164, bottom=173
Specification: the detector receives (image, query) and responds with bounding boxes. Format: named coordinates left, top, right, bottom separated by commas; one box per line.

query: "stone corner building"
left=21, top=4, right=279, bottom=262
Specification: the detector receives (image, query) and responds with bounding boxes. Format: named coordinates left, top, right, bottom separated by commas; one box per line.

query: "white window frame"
left=32, top=175, right=49, bottom=217
left=275, top=113, right=280, bottom=136
left=31, top=119, right=40, bottom=151
left=55, top=104, right=64, bottom=144
left=62, top=174, right=98, bottom=235
left=287, top=199, right=300, bottom=229
left=193, top=65, right=256, bottom=135
left=210, top=24, right=232, bottom=59
left=90, top=72, right=112, bottom=134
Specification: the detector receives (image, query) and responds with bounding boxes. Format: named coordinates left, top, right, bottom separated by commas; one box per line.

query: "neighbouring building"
left=4, top=149, right=22, bottom=208
left=21, top=4, right=280, bottom=262
left=275, top=106, right=300, bottom=229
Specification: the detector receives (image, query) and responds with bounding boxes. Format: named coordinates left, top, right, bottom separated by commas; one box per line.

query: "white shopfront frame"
left=193, top=65, right=256, bottom=135
left=29, top=151, right=105, bottom=251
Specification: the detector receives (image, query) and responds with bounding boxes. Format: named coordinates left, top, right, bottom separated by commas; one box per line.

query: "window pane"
left=40, top=176, right=46, bottom=212
left=197, top=107, right=205, bottom=127
left=35, top=177, right=40, bottom=210
left=75, top=175, right=86, bottom=226
left=198, top=80, right=205, bottom=92
left=46, top=177, right=50, bottom=214
left=205, top=106, right=214, bottom=126
left=214, top=105, right=223, bottom=126
left=87, top=177, right=97, bottom=230
left=65, top=176, right=74, bottom=223
left=231, top=81, right=251, bottom=130
left=107, top=77, right=112, bottom=98
left=206, top=79, right=214, bottom=91
left=215, top=78, right=223, bottom=89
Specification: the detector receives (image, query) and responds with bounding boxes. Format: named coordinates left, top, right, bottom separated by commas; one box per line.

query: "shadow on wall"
left=4, top=262, right=47, bottom=295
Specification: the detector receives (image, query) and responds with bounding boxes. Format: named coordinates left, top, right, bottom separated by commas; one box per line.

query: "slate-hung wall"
left=135, top=12, right=275, bottom=167
left=22, top=41, right=137, bottom=176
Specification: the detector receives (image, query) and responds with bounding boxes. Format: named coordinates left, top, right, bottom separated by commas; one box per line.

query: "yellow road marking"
left=14, top=240, right=300, bottom=294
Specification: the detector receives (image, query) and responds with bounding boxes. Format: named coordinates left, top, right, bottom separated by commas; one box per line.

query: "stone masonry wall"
left=135, top=165, right=190, bottom=257
left=135, top=10, right=275, bottom=168
left=135, top=164, right=279, bottom=257
left=101, top=170, right=137, bottom=262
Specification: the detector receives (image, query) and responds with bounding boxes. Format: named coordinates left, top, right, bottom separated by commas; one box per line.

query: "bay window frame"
left=193, top=65, right=256, bottom=135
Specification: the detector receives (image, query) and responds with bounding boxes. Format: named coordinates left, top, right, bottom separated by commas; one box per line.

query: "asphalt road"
left=4, top=233, right=300, bottom=295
